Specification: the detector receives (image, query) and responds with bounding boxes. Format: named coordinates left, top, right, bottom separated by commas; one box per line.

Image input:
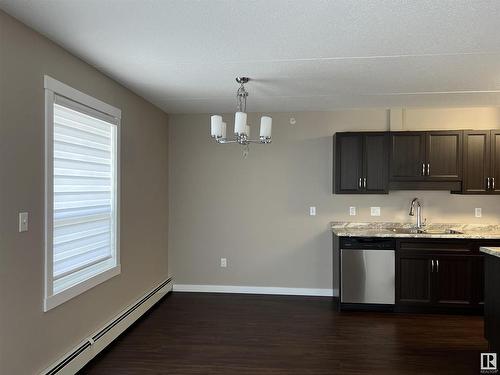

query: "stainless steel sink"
left=389, top=228, right=422, bottom=234
left=420, top=229, right=463, bottom=235
left=389, top=228, right=463, bottom=235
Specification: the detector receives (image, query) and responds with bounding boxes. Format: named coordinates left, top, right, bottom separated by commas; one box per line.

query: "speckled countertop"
left=331, top=221, right=500, bottom=239
left=480, top=247, right=500, bottom=258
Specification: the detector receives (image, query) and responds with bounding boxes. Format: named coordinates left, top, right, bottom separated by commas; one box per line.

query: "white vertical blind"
left=52, top=98, right=118, bottom=294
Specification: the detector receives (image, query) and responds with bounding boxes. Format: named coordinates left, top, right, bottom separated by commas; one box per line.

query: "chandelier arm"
left=244, top=139, right=272, bottom=144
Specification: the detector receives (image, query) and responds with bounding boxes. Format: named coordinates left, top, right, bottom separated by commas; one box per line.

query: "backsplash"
left=329, top=190, right=500, bottom=224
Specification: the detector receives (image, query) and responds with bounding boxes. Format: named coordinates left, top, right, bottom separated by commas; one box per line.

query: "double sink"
left=389, top=227, right=463, bottom=235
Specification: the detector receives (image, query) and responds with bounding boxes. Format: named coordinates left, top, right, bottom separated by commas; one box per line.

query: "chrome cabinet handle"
left=431, top=259, right=434, bottom=272
left=427, top=163, right=430, bottom=176
left=422, top=163, right=425, bottom=176
left=358, top=177, right=362, bottom=189
left=493, top=178, right=496, bottom=191
left=363, top=177, right=367, bottom=188
left=487, top=177, right=491, bottom=190
left=436, top=259, right=439, bottom=272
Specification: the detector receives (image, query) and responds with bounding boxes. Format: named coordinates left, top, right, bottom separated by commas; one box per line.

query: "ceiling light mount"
left=235, top=77, right=250, bottom=84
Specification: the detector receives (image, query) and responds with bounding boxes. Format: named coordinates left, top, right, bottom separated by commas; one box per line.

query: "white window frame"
left=44, top=76, right=121, bottom=311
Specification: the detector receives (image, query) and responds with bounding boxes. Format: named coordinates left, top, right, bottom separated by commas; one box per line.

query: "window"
left=44, top=76, right=121, bottom=311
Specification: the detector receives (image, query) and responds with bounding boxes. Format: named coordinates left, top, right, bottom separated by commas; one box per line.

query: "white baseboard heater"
left=42, top=277, right=173, bottom=375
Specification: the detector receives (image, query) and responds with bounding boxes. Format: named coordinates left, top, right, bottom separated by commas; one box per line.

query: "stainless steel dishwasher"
left=340, top=237, right=395, bottom=307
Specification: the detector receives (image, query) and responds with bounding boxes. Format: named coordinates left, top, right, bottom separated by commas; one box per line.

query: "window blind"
left=52, top=97, right=118, bottom=294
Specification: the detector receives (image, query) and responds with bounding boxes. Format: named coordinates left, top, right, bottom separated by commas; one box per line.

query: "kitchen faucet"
left=409, top=198, right=425, bottom=229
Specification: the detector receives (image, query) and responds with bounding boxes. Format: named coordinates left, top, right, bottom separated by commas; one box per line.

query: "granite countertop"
left=331, top=221, right=500, bottom=239
left=480, top=247, right=500, bottom=258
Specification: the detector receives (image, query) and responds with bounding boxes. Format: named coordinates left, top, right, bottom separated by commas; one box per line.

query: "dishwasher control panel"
left=340, top=237, right=395, bottom=250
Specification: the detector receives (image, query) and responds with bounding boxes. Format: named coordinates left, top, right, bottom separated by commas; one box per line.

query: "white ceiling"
left=2, top=0, right=500, bottom=113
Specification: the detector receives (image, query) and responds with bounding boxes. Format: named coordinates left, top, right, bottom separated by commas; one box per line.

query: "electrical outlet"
left=370, top=207, right=381, bottom=216
left=19, top=212, right=28, bottom=232
left=475, top=208, right=482, bottom=218
left=349, top=207, right=356, bottom=216
left=220, top=258, right=227, bottom=268
left=309, top=206, right=316, bottom=216
left=289, top=117, right=296, bottom=125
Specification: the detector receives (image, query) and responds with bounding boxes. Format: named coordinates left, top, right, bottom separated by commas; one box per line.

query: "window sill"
left=44, top=265, right=121, bottom=312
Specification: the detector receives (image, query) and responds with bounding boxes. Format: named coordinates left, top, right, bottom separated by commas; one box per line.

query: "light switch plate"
left=309, top=206, right=316, bottom=216
left=19, top=212, right=29, bottom=232
left=220, top=258, right=227, bottom=268
left=370, top=207, right=381, bottom=216
left=349, top=207, right=356, bottom=216
left=475, top=208, right=482, bottom=218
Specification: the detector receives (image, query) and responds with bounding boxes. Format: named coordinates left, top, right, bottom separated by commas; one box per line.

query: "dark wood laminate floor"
left=80, top=293, right=487, bottom=375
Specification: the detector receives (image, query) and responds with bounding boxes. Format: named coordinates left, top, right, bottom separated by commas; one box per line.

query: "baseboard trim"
left=41, top=277, right=173, bottom=375
left=173, top=283, right=338, bottom=297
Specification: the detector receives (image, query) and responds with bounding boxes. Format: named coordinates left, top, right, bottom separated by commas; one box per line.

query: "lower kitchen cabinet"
left=397, top=254, right=432, bottom=305
left=434, top=254, right=474, bottom=306
left=396, top=240, right=484, bottom=314
left=476, top=256, right=485, bottom=304
left=484, top=253, right=500, bottom=352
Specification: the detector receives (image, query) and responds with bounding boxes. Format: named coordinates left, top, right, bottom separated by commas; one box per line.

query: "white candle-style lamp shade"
left=245, top=125, right=250, bottom=137
left=221, top=122, right=227, bottom=139
left=211, top=115, right=223, bottom=137
left=234, top=112, right=247, bottom=135
left=260, top=116, right=272, bottom=138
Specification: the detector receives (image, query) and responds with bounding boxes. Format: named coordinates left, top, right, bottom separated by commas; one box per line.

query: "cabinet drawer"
left=398, top=240, right=475, bottom=254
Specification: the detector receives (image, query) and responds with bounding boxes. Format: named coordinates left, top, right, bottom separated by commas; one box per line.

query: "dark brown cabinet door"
left=433, top=255, right=473, bottom=306
left=484, top=255, right=500, bottom=351
left=491, top=131, right=500, bottom=193
left=363, top=133, right=389, bottom=193
left=426, top=131, right=462, bottom=180
left=397, top=254, right=432, bottom=305
left=390, top=132, right=426, bottom=180
left=463, top=131, right=490, bottom=193
left=475, top=255, right=485, bottom=305
left=334, top=134, right=363, bottom=193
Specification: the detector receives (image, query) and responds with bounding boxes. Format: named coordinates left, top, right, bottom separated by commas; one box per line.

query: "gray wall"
left=0, top=11, right=169, bottom=374
left=169, top=110, right=500, bottom=291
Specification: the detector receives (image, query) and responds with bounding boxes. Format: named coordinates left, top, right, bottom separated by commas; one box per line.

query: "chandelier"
left=210, top=77, right=272, bottom=148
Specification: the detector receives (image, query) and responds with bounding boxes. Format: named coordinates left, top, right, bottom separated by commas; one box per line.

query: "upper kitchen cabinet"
left=364, top=133, right=390, bottom=192
left=389, top=132, right=426, bottom=180
left=463, top=131, right=490, bottom=194
left=334, top=129, right=500, bottom=194
left=462, top=130, right=500, bottom=194
left=389, top=131, right=462, bottom=191
left=491, top=131, right=500, bottom=193
left=426, top=131, right=462, bottom=180
left=334, top=133, right=363, bottom=193
left=334, top=132, right=389, bottom=194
